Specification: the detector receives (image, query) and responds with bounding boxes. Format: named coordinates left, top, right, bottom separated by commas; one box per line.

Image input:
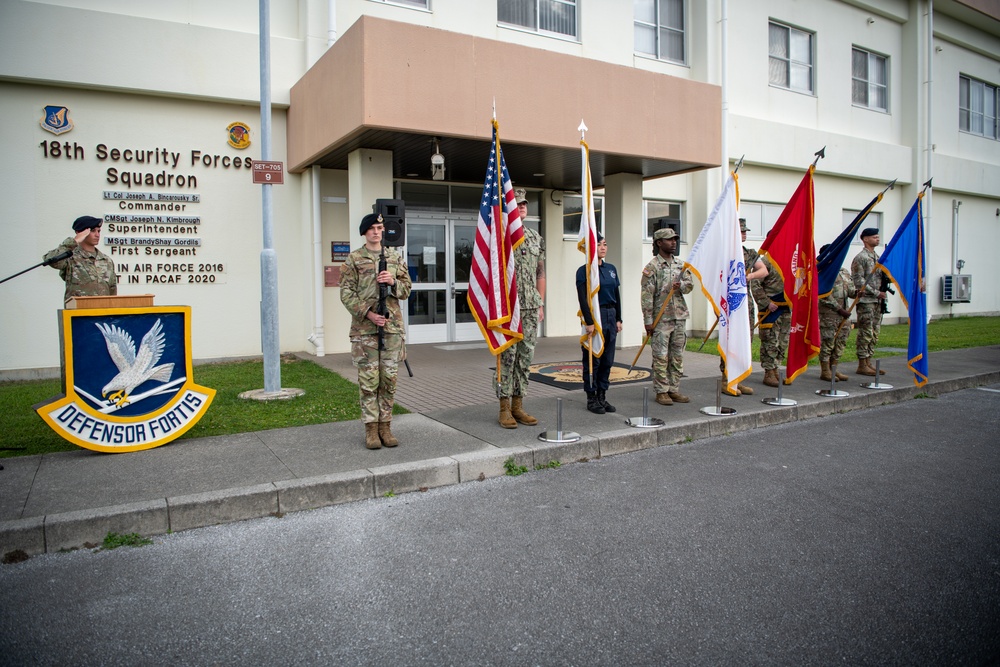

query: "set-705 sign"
left=252, top=161, right=284, bottom=184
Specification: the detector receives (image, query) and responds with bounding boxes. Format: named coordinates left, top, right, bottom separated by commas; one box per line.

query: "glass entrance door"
left=405, top=215, right=481, bottom=344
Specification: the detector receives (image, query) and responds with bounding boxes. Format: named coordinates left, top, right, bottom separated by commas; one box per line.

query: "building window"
left=643, top=200, right=683, bottom=242
left=369, top=0, right=429, bottom=8
left=498, top=0, right=577, bottom=38
left=563, top=194, right=603, bottom=237
left=960, top=75, right=999, bottom=140
left=843, top=210, right=882, bottom=245
left=634, top=0, right=685, bottom=64
left=852, top=47, right=888, bottom=111
left=769, top=21, right=813, bottom=94
left=738, top=201, right=784, bottom=242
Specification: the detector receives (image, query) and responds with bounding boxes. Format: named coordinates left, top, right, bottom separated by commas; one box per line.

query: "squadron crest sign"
left=35, top=306, right=215, bottom=453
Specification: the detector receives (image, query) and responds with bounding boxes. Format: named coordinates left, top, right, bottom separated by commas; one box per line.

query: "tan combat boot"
left=869, top=358, right=886, bottom=375
left=763, top=369, right=780, bottom=387
left=498, top=398, right=517, bottom=429
left=722, top=383, right=741, bottom=397
left=819, top=360, right=832, bottom=381
left=667, top=391, right=690, bottom=403
left=365, top=423, right=381, bottom=450
left=857, top=358, right=876, bottom=376
left=378, top=422, right=399, bottom=447
left=831, top=358, right=849, bottom=381
left=737, top=383, right=755, bottom=395
left=511, top=395, right=538, bottom=425
left=655, top=393, right=673, bottom=406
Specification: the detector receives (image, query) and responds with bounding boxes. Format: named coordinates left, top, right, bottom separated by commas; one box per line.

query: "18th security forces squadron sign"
left=35, top=306, right=215, bottom=453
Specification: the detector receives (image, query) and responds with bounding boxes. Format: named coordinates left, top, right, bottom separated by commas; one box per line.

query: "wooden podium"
left=66, top=294, right=155, bottom=309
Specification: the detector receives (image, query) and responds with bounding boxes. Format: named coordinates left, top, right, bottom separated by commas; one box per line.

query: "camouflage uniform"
left=750, top=255, right=790, bottom=372
left=340, top=246, right=412, bottom=423
left=498, top=226, right=545, bottom=398
left=851, top=247, right=883, bottom=360
left=44, top=237, right=118, bottom=304
left=819, top=268, right=856, bottom=362
left=641, top=253, right=694, bottom=394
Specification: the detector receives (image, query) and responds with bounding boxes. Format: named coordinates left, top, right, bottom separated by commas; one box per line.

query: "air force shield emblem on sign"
left=35, top=306, right=215, bottom=453
left=40, top=105, right=74, bottom=135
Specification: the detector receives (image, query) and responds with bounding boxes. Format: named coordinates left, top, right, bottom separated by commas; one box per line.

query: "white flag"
left=684, top=173, right=751, bottom=392
left=578, top=139, right=604, bottom=358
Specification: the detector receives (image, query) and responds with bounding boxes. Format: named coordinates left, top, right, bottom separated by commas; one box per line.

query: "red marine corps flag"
left=757, top=157, right=822, bottom=384
left=468, top=118, right=525, bottom=356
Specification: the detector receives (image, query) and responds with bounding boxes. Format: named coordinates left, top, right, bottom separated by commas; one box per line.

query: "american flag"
left=467, top=120, right=525, bottom=355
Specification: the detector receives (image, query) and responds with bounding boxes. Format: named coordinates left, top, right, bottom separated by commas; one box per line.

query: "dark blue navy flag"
left=877, top=193, right=929, bottom=387
left=816, top=192, right=883, bottom=298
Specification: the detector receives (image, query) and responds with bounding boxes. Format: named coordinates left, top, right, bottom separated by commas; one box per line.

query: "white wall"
left=0, top=82, right=311, bottom=373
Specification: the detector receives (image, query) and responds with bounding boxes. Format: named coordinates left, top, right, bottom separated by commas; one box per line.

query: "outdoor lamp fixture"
left=431, top=138, right=445, bottom=181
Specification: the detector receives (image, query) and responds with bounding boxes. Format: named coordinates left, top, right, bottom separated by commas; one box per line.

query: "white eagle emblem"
left=95, top=319, right=175, bottom=408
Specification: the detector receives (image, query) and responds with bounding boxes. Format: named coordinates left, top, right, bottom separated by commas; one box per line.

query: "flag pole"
left=698, top=316, right=720, bottom=351
left=628, top=285, right=677, bottom=372
left=579, top=119, right=596, bottom=381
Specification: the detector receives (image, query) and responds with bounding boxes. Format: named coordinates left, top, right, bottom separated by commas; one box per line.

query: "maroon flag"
left=758, top=165, right=820, bottom=383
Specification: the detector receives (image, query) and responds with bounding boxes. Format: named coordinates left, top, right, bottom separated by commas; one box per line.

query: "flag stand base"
left=701, top=407, right=737, bottom=416
left=627, top=388, right=665, bottom=428
left=701, top=380, right=736, bottom=416
left=817, top=368, right=849, bottom=397
left=860, top=381, right=893, bottom=390
left=860, top=360, right=892, bottom=389
left=762, top=378, right=797, bottom=406
left=537, top=398, right=580, bottom=443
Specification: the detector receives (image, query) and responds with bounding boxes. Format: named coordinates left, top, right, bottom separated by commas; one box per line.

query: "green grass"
left=100, top=531, right=153, bottom=550
left=0, top=356, right=405, bottom=458
left=688, top=315, right=1000, bottom=365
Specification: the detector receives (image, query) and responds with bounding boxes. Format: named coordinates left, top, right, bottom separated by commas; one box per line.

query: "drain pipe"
left=309, top=165, right=325, bottom=356
left=951, top=199, right=960, bottom=274
left=720, top=0, right=729, bottom=188
left=328, top=0, right=337, bottom=46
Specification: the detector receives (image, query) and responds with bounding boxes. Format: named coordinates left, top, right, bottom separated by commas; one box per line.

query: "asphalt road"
left=2, top=386, right=999, bottom=666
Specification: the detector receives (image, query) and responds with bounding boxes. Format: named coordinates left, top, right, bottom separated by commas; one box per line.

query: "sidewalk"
left=2, top=340, right=998, bottom=558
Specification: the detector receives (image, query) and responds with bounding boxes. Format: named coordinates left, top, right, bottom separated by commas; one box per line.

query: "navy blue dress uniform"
left=576, top=235, right=622, bottom=414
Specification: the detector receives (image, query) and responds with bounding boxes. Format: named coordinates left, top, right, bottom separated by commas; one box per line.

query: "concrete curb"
left=3, top=370, right=997, bottom=558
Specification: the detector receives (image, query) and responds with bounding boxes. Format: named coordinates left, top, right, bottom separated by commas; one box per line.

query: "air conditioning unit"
left=941, top=274, right=972, bottom=303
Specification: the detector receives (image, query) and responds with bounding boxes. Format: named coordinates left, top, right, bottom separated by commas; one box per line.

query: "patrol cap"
left=359, top=212, right=383, bottom=236
left=72, top=215, right=102, bottom=232
left=514, top=188, right=528, bottom=204
left=739, top=217, right=749, bottom=232
left=860, top=227, right=879, bottom=239
left=653, top=227, right=678, bottom=241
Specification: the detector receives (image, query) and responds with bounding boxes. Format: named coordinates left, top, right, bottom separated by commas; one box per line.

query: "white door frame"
left=405, top=214, right=480, bottom=344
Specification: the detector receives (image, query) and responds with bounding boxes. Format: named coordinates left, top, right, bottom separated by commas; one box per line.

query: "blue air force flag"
left=684, top=173, right=752, bottom=392
left=877, top=194, right=929, bottom=387
left=35, top=306, right=215, bottom=452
